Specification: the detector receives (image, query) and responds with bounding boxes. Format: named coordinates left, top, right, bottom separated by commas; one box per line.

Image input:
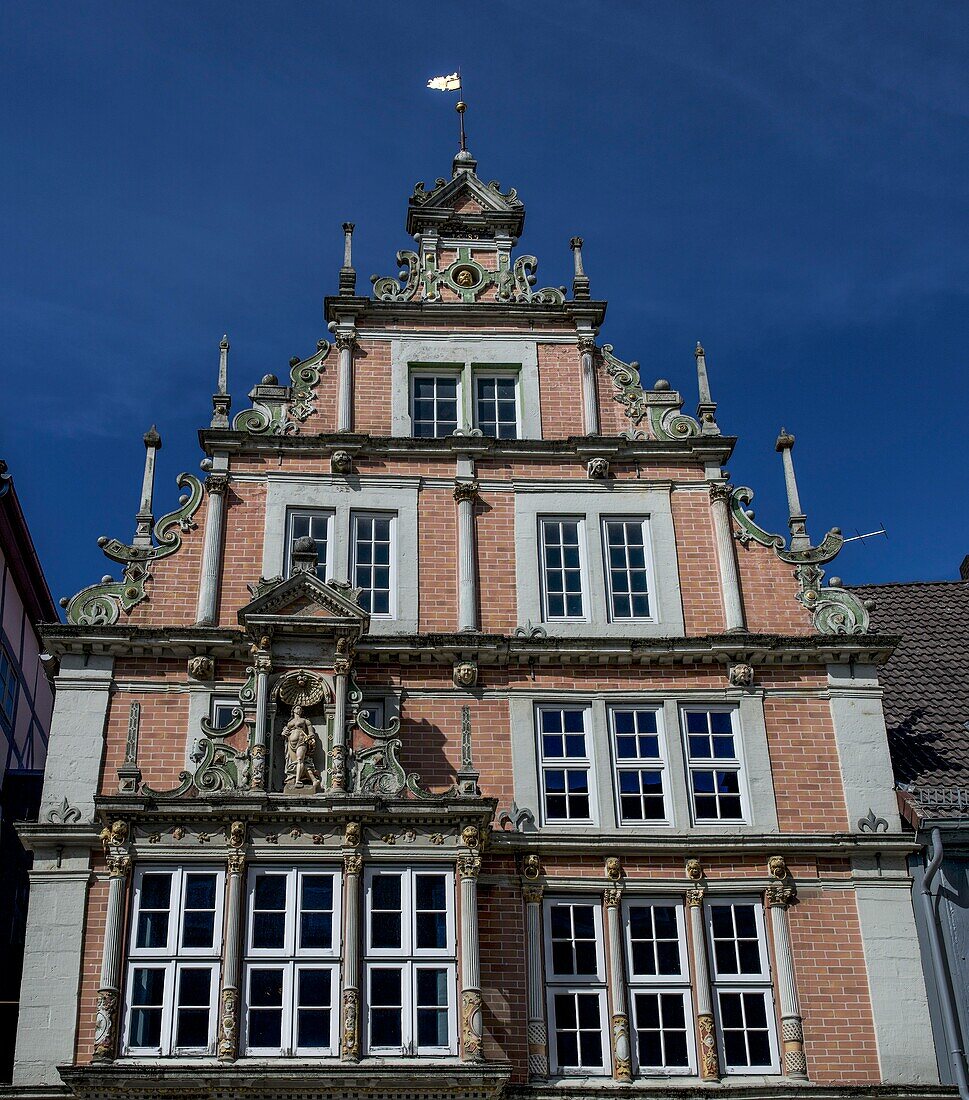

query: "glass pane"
left=252, top=912, right=286, bottom=950
left=254, top=874, right=287, bottom=909
left=132, top=966, right=165, bottom=1006
left=178, top=968, right=211, bottom=1006
left=416, top=912, right=446, bottom=950
left=175, top=1008, right=209, bottom=1049
left=140, top=873, right=172, bottom=910
left=297, top=1008, right=329, bottom=1048
left=416, top=874, right=446, bottom=910
left=371, top=875, right=401, bottom=908
left=249, top=969, right=283, bottom=1007
left=300, top=912, right=332, bottom=950
left=371, top=912, right=401, bottom=949
left=184, top=874, right=216, bottom=910
left=298, top=968, right=331, bottom=1006
left=137, top=910, right=169, bottom=950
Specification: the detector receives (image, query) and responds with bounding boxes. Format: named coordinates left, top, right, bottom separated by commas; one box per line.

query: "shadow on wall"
left=398, top=717, right=457, bottom=792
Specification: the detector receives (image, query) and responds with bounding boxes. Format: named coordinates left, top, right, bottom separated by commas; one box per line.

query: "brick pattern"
left=217, top=479, right=266, bottom=625
left=671, top=489, right=726, bottom=634
left=75, top=870, right=109, bottom=1064
left=736, top=537, right=814, bottom=634
left=475, top=489, right=517, bottom=633
left=417, top=489, right=457, bottom=632
left=537, top=344, right=584, bottom=437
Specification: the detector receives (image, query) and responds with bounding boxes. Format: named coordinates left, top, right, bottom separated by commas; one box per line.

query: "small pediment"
left=238, top=572, right=370, bottom=632
left=406, top=164, right=525, bottom=239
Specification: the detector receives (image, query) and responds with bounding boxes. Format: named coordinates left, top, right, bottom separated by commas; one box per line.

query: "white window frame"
left=536, top=704, right=597, bottom=826
left=285, top=509, right=335, bottom=581
left=601, top=516, right=655, bottom=622
left=409, top=368, right=463, bottom=438
left=242, top=866, right=342, bottom=1057
left=472, top=369, right=521, bottom=439
left=350, top=511, right=397, bottom=620
left=122, top=865, right=224, bottom=1057
left=539, top=516, right=589, bottom=623
left=623, top=898, right=695, bottom=1075
left=705, top=898, right=779, bottom=1074
left=609, top=705, right=671, bottom=827
left=543, top=898, right=609, bottom=1076
left=681, top=706, right=749, bottom=826
left=363, top=867, right=457, bottom=1056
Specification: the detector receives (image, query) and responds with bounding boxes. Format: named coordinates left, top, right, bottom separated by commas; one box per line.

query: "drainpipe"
left=922, top=827, right=969, bottom=1099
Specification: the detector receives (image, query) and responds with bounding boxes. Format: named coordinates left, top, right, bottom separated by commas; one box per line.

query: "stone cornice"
left=38, top=625, right=897, bottom=666
left=323, top=294, right=608, bottom=328
left=198, top=429, right=736, bottom=465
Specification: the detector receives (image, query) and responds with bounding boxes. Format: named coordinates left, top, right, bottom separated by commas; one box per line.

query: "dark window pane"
left=249, top=969, right=283, bottom=1006
left=140, top=873, right=172, bottom=910
left=551, top=941, right=574, bottom=974
left=710, top=906, right=733, bottom=936
left=417, top=1008, right=448, bottom=1047
left=371, top=1008, right=401, bottom=1047
left=370, top=968, right=401, bottom=1004
left=416, top=875, right=446, bottom=910
left=178, top=968, right=210, bottom=1005
left=248, top=1009, right=282, bottom=1048
left=665, top=1029, right=689, bottom=1066
left=416, top=912, right=447, bottom=949
left=723, top=1028, right=748, bottom=1067
left=686, top=712, right=708, bottom=734
left=184, top=874, right=216, bottom=910
left=372, top=875, right=401, bottom=908
left=734, top=905, right=757, bottom=937
left=639, top=1028, right=662, bottom=1066
left=130, top=1007, right=162, bottom=1048
left=252, top=912, right=285, bottom=950
left=636, top=993, right=660, bottom=1028
left=574, top=941, right=598, bottom=975
left=182, top=910, right=214, bottom=949
left=747, top=1028, right=771, bottom=1066
left=300, top=911, right=332, bottom=950
left=579, top=1030, right=603, bottom=1066
left=718, top=992, right=743, bottom=1027
left=554, top=993, right=577, bottom=1028
left=576, top=994, right=600, bottom=1028
left=137, top=911, right=169, bottom=949
left=371, top=912, right=401, bottom=949
left=299, top=969, right=331, bottom=1005
left=253, top=874, right=287, bottom=910
left=715, top=941, right=738, bottom=973
left=297, top=1009, right=329, bottom=1048
left=175, top=1008, right=209, bottom=1048
left=556, top=1030, right=579, bottom=1066
left=132, top=967, right=165, bottom=1006
left=656, top=940, right=681, bottom=974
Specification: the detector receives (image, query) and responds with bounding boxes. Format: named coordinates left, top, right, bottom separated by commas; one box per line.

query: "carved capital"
left=522, top=883, right=544, bottom=904
left=604, top=887, right=623, bottom=909
left=344, top=852, right=363, bottom=877
left=107, top=853, right=132, bottom=879
left=205, top=473, right=229, bottom=496
left=453, top=480, right=479, bottom=504
left=227, top=851, right=246, bottom=875
left=765, top=883, right=796, bottom=909
left=333, top=657, right=353, bottom=678
left=577, top=333, right=596, bottom=355
left=334, top=331, right=356, bottom=353
left=458, top=854, right=482, bottom=880
left=686, top=886, right=706, bottom=908
left=710, top=481, right=733, bottom=504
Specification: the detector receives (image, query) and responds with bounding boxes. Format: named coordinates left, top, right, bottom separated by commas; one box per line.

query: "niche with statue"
left=270, top=669, right=332, bottom=794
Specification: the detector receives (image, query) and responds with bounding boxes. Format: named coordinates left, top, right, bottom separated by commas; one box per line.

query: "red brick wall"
left=353, top=340, right=392, bottom=435
left=475, top=490, right=517, bottom=633
left=736, top=538, right=814, bottom=634
left=217, top=479, right=266, bottom=626
left=417, top=489, right=457, bottom=632
left=75, top=869, right=109, bottom=1064
left=537, top=344, right=584, bottom=437
left=671, top=490, right=725, bottom=634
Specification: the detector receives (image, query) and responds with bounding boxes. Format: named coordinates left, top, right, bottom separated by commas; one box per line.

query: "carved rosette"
left=341, top=988, right=360, bottom=1061
left=698, top=1012, right=720, bottom=1080
left=217, top=986, right=238, bottom=1061
left=93, top=989, right=119, bottom=1062
left=783, top=1017, right=807, bottom=1077
left=611, top=1013, right=632, bottom=1082
left=462, top=989, right=484, bottom=1061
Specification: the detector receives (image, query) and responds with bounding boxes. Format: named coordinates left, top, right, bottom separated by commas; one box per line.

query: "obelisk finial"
left=211, top=335, right=231, bottom=428
left=694, top=342, right=720, bottom=436
left=134, top=426, right=162, bottom=547
left=339, top=223, right=356, bottom=297
left=775, top=428, right=809, bottom=549
left=570, top=237, right=590, bottom=301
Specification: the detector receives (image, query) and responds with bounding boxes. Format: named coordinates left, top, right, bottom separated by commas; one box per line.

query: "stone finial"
left=570, top=236, right=590, bottom=301
left=143, top=425, right=161, bottom=450
left=694, top=341, right=720, bottom=436
left=291, top=535, right=319, bottom=575
left=134, top=426, right=162, bottom=548
left=212, top=335, right=231, bottom=428
left=339, top=223, right=356, bottom=297
left=775, top=427, right=810, bottom=550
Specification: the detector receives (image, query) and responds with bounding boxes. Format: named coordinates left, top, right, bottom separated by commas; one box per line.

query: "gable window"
left=624, top=900, right=694, bottom=1074
left=706, top=900, right=778, bottom=1073
left=683, top=708, right=746, bottom=823
left=122, top=866, right=223, bottom=1056
left=474, top=375, right=519, bottom=438
left=287, top=511, right=333, bottom=580
left=411, top=373, right=460, bottom=437
left=364, top=867, right=456, bottom=1055
left=540, top=517, right=587, bottom=621
left=544, top=900, right=608, bottom=1075
left=351, top=512, right=395, bottom=617
left=603, top=518, right=652, bottom=620
left=537, top=706, right=594, bottom=824
left=0, top=645, right=17, bottom=727
left=610, top=707, right=669, bottom=825
left=243, top=867, right=341, bottom=1056
left=209, top=697, right=239, bottom=731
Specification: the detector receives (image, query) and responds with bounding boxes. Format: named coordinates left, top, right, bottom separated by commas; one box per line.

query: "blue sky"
left=1, top=1, right=967, bottom=611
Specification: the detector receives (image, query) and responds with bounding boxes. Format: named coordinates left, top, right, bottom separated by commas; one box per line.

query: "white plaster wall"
left=39, top=654, right=114, bottom=821
left=855, top=878, right=940, bottom=1084
left=827, top=663, right=900, bottom=832
left=13, top=855, right=91, bottom=1085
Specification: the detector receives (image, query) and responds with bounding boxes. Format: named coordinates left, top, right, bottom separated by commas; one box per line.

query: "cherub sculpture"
left=280, top=705, right=321, bottom=791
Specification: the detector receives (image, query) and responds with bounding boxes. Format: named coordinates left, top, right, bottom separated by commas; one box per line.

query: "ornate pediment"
left=406, top=157, right=525, bottom=240
left=237, top=572, right=370, bottom=635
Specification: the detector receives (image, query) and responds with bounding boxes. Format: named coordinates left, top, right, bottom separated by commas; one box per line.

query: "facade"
left=0, top=460, right=57, bottom=1080
left=851, top=570, right=969, bottom=1093
left=11, top=146, right=947, bottom=1100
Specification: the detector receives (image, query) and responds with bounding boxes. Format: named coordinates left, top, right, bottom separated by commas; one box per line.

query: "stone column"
left=93, top=853, right=131, bottom=1063
left=459, top=855, right=484, bottom=1061
left=578, top=334, right=600, bottom=436
left=686, top=886, right=720, bottom=1081
left=329, top=652, right=350, bottom=793
left=454, top=481, right=480, bottom=632
left=341, top=849, right=363, bottom=1061
left=604, top=888, right=632, bottom=1082
left=766, top=883, right=807, bottom=1079
left=250, top=648, right=272, bottom=790
left=335, top=330, right=355, bottom=432
left=709, top=483, right=746, bottom=632
left=218, top=848, right=246, bottom=1062
left=195, top=473, right=229, bottom=625
left=523, top=882, right=549, bottom=1079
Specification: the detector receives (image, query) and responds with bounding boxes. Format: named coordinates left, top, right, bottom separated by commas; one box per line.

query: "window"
left=537, top=706, right=594, bottom=825
left=411, top=374, right=460, bottom=437
left=540, top=518, right=587, bottom=621
left=474, top=375, right=519, bottom=438
left=122, top=867, right=223, bottom=1056
left=0, top=645, right=17, bottom=726
left=243, top=867, right=341, bottom=1056
left=287, top=511, right=333, bottom=580
left=364, top=867, right=456, bottom=1055
left=209, top=697, right=238, bottom=731
left=603, top=519, right=652, bottom=620
left=706, top=900, right=778, bottom=1073
left=351, top=512, right=395, bottom=617
left=683, top=708, right=745, bottom=823
left=624, top=900, right=694, bottom=1074
left=544, top=900, right=608, bottom=1075
left=610, top=707, right=669, bottom=825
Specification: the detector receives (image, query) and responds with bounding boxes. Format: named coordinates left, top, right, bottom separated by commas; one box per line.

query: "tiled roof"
left=851, top=579, right=969, bottom=819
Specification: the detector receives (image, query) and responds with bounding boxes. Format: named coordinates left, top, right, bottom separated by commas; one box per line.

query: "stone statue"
left=280, top=705, right=321, bottom=792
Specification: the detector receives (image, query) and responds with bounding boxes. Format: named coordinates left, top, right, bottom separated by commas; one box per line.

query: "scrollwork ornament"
left=289, top=340, right=330, bottom=422
left=611, top=1014, right=632, bottom=1082
left=698, top=1013, right=720, bottom=1080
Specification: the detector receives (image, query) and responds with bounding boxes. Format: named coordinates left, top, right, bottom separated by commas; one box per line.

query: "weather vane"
left=427, top=70, right=468, bottom=152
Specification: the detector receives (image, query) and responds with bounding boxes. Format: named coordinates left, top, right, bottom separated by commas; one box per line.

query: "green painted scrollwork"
left=729, top=487, right=871, bottom=634
left=289, top=342, right=331, bottom=422
left=372, top=250, right=421, bottom=302
left=351, top=711, right=442, bottom=800
left=600, top=345, right=649, bottom=425
left=512, top=256, right=565, bottom=305
left=647, top=402, right=701, bottom=442
left=63, top=474, right=203, bottom=626
left=232, top=400, right=296, bottom=436
left=600, top=345, right=701, bottom=439
left=141, top=707, right=250, bottom=799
